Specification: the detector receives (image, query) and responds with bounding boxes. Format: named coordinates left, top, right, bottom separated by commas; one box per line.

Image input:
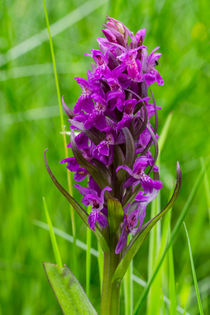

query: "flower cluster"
left=61, top=16, right=164, bottom=254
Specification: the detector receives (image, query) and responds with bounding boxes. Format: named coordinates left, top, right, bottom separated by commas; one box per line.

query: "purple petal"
left=134, top=29, right=146, bottom=45
left=88, top=177, right=101, bottom=196
left=75, top=133, right=89, bottom=150
left=117, top=114, right=132, bottom=129
left=93, top=113, right=107, bottom=131
left=135, top=191, right=149, bottom=202
left=144, top=72, right=156, bottom=86
left=102, top=29, right=117, bottom=43
left=74, top=95, right=94, bottom=114
left=133, top=156, right=149, bottom=173
left=88, top=211, right=97, bottom=230
left=127, top=209, right=140, bottom=230
left=140, top=174, right=163, bottom=193
left=74, top=184, right=96, bottom=196
left=155, top=71, right=164, bottom=86
left=83, top=194, right=102, bottom=211
left=62, top=97, right=74, bottom=118
left=124, top=177, right=137, bottom=189
left=116, top=165, right=133, bottom=176
left=98, top=142, right=109, bottom=156
left=96, top=212, right=108, bottom=228
left=115, top=226, right=128, bottom=254
left=74, top=168, right=88, bottom=181
left=75, top=77, right=91, bottom=91
left=100, top=186, right=112, bottom=204
left=60, top=157, right=79, bottom=172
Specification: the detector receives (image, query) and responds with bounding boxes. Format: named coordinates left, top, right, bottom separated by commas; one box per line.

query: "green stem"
left=101, top=250, right=121, bottom=315
left=110, top=280, right=121, bottom=315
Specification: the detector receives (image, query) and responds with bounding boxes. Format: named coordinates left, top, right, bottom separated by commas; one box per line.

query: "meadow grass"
left=0, top=0, right=209, bottom=314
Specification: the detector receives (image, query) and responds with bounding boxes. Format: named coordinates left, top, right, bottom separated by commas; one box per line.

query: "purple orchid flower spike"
left=59, top=16, right=168, bottom=252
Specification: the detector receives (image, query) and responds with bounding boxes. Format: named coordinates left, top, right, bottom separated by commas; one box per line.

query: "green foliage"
left=184, top=223, right=204, bottom=315
left=43, top=263, right=97, bottom=315
left=43, top=197, right=63, bottom=267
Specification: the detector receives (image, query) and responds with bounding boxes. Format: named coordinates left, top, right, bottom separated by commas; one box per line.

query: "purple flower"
left=60, top=157, right=88, bottom=181
left=60, top=16, right=165, bottom=253
left=93, top=132, right=115, bottom=157
left=115, top=189, right=159, bottom=254
left=118, top=48, right=144, bottom=81
left=116, top=156, right=162, bottom=193
left=142, top=47, right=164, bottom=86
left=73, top=77, right=94, bottom=114
left=75, top=184, right=112, bottom=230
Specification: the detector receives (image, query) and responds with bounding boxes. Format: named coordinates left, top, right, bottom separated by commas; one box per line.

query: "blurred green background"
left=0, top=0, right=209, bottom=314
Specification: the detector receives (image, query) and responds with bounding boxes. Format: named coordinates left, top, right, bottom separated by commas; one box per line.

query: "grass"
left=43, top=197, right=63, bottom=267
left=42, top=0, right=77, bottom=275
left=183, top=223, right=204, bottom=315
left=0, top=0, right=209, bottom=314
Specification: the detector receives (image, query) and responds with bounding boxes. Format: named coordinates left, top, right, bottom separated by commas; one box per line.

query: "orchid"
left=45, top=16, right=182, bottom=315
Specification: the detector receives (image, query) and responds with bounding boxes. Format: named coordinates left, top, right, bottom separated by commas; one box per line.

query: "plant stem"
left=101, top=249, right=121, bottom=315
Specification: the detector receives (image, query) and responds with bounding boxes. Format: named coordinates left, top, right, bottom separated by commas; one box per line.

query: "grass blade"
left=86, top=212, right=92, bottom=296
left=201, top=158, right=210, bottom=222
left=147, top=193, right=162, bottom=315
left=168, top=212, right=177, bottom=315
left=158, top=112, right=173, bottom=155
left=43, top=263, right=97, bottom=315
left=43, top=197, right=62, bottom=267
left=43, top=0, right=77, bottom=273
left=133, top=162, right=208, bottom=313
left=34, top=220, right=99, bottom=257
left=183, top=223, right=204, bottom=315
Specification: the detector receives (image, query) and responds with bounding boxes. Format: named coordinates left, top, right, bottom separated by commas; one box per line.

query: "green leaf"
left=112, top=162, right=182, bottom=283
left=43, top=0, right=77, bottom=272
left=168, top=213, right=177, bottom=315
left=107, top=197, right=124, bottom=236
left=158, top=112, right=173, bottom=155
left=43, top=263, right=97, bottom=315
left=201, top=158, right=210, bottom=222
left=43, top=197, right=63, bottom=267
left=44, top=149, right=109, bottom=252
left=123, top=127, right=135, bottom=168
left=183, top=223, right=204, bottom=315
